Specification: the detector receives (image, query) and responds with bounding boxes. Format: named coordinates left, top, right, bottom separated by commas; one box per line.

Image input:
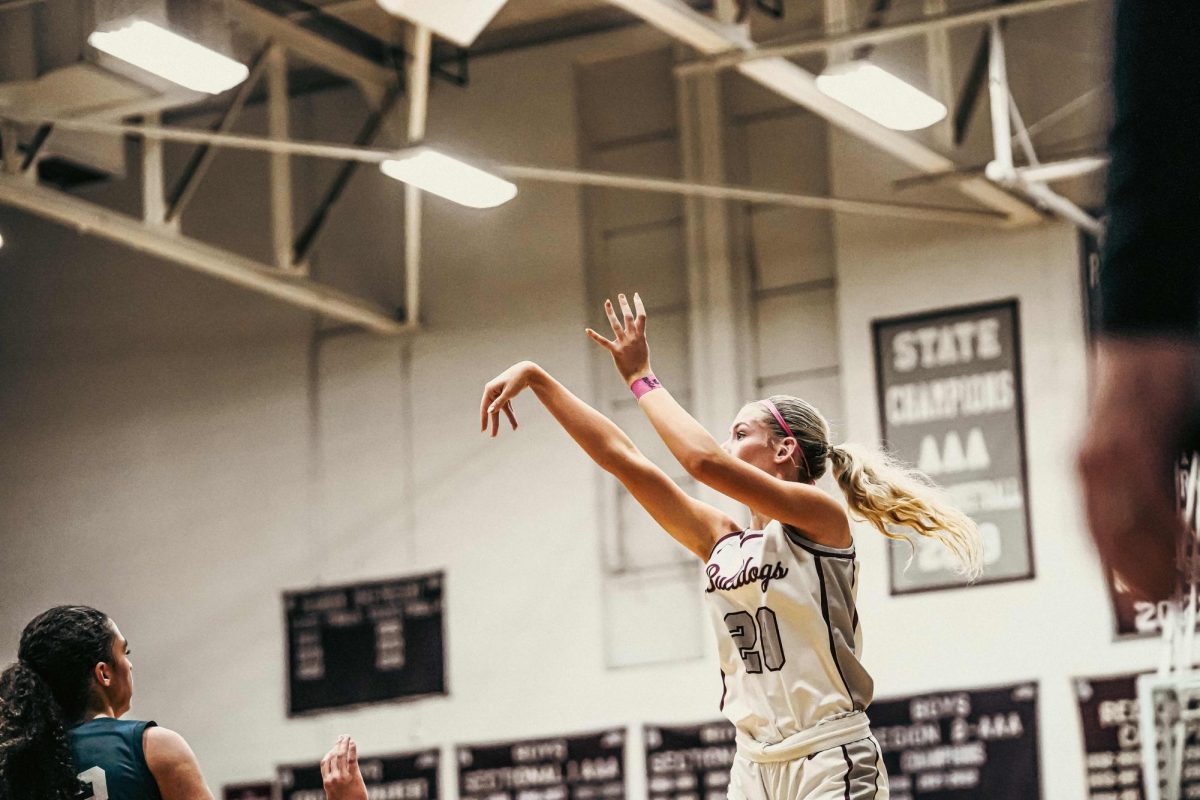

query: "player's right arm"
left=481, top=361, right=740, bottom=560
left=144, top=726, right=215, bottom=800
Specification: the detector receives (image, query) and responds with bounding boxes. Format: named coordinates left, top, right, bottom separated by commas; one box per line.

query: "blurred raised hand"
left=321, top=735, right=367, bottom=800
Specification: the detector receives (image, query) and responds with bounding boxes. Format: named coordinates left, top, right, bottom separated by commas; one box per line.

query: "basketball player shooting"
left=480, top=292, right=983, bottom=799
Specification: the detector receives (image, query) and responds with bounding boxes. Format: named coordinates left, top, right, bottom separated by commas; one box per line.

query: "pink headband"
left=761, top=399, right=813, bottom=484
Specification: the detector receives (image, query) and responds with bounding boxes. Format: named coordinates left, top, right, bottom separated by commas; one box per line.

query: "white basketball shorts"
left=727, top=735, right=889, bottom=800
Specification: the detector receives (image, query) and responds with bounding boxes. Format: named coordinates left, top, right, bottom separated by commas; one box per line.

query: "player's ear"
left=93, top=660, right=112, bottom=687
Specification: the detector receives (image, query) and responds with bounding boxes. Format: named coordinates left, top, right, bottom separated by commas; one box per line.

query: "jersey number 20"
left=724, top=608, right=786, bottom=673
left=77, top=766, right=108, bottom=800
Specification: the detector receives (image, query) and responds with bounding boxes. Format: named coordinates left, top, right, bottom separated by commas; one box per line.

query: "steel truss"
left=626, top=0, right=1102, bottom=233
left=0, top=0, right=424, bottom=334
left=0, top=0, right=1103, bottom=334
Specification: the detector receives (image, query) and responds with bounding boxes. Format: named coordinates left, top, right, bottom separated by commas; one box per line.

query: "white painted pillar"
left=675, top=64, right=752, bottom=519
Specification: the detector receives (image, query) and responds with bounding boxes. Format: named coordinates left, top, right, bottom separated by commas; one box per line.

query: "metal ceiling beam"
left=1008, top=91, right=1039, bottom=167
left=9, top=115, right=1010, bottom=225
left=607, top=0, right=1041, bottom=224
left=20, top=124, right=52, bottom=172
left=0, top=122, right=20, bottom=173
left=676, top=0, right=1093, bottom=74
left=293, top=85, right=404, bottom=266
left=1018, top=156, right=1106, bottom=183
left=988, top=21, right=1015, bottom=176
left=403, top=25, right=431, bottom=328
left=142, top=113, right=167, bottom=225
left=499, top=164, right=1008, bottom=226
left=167, top=46, right=271, bottom=225
left=225, top=0, right=397, bottom=90
left=892, top=150, right=1107, bottom=188
left=285, top=0, right=374, bottom=20
left=922, top=0, right=956, bottom=150
left=0, top=174, right=411, bottom=333
left=1019, top=86, right=1105, bottom=142
left=22, top=116, right=408, bottom=161
left=982, top=20, right=1101, bottom=236
left=266, top=44, right=296, bottom=270
left=67, top=88, right=209, bottom=122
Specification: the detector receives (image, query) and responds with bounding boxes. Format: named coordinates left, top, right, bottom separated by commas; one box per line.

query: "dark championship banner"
left=1074, top=671, right=1200, bottom=799
left=224, top=783, right=275, bottom=800
left=872, top=682, right=1040, bottom=799
left=284, top=572, right=445, bottom=714
left=1109, top=594, right=1190, bottom=639
left=278, top=749, right=439, bottom=800
left=458, top=729, right=625, bottom=800
left=873, top=300, right=1035, bottom=593
left=644, top=720, right=736, bottom=800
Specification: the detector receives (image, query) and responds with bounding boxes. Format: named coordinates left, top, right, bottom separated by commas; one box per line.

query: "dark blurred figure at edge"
left=1078, top=1, right=1200, bottom=602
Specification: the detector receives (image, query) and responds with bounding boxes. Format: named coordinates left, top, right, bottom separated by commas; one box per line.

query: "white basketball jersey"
left=704, top=518, right=874, bottom=745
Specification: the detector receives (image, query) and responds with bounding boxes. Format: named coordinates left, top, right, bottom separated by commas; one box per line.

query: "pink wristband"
left=630, top=374, right=662, bottom=400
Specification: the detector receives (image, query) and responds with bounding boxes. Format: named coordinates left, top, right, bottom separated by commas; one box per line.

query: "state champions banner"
left=872, top=300, right=1035, bottom=593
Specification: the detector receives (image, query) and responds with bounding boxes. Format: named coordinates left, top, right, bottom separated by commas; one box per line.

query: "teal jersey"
left=69, top=718, right=162, bottom=800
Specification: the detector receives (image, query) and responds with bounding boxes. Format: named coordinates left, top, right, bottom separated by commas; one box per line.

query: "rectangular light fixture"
left=375, top=0, right=509, bottom=48
left=816, top=62, right=947, bottom=132
left=88, top=21, right=249, bottom=95
left=379, top=148, right=517, bottom=209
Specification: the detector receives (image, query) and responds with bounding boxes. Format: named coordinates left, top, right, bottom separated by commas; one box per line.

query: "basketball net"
left=1139, top=452, right=1200, bottom=800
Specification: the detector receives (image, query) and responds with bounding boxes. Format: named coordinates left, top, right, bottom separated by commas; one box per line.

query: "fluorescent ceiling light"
left=375, top=0, right=509, bottom=48
left=380, top=148, right=517, bottom=209
left=816, top=62, right=946, bottom=132
left=88, top=21, right=249, bottom=95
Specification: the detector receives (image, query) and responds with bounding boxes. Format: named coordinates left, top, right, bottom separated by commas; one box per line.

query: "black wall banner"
left=871, top=682, right=1040, bottom=799
left=458, top=729, right=626, bottom=800
left=1109, top=591, right=1186, bottom=639
left=644, top=720, right=736, bottom=800
left=284, top=572, right=445, bottom=715
left=873, top=300, right=1035, bottom=593
left=223, top=783, right=274, bottom=800
left=1074, top=671, right=1200, bottom=799
left=277, top=749, right=439, bottom=800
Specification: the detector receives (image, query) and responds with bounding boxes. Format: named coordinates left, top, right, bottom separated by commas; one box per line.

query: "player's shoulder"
left=776, top=517, right=854, bottom=554
left=144, top=725, right=198, bottom=766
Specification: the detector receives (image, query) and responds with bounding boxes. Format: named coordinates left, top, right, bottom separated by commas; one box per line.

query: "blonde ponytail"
left=828, top=442, right=983, bottom=581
